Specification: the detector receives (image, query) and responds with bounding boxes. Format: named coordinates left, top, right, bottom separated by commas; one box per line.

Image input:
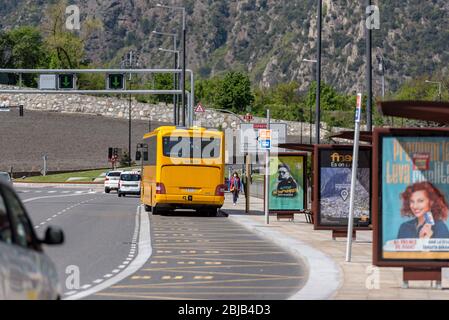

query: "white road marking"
left=103, top=274, right=113, bottom=278
left=93, top=279, right=104, bottom=284
left=64, top=291, right=77, bottom=296
left=66, top=205, right=152, bottom=300
left=81, top=284, right=92, bottom=290
left=48, top=191, right=57, bottom=194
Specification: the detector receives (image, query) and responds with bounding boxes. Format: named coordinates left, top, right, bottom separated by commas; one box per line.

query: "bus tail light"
left=105, top=177, right=109, bottom=181
left=156, top=183, right=166, bottom=194
left=215, top=184, right=226, bottom=196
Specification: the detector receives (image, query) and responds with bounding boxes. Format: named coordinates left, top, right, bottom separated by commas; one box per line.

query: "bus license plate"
left=183, top=195, right=193, bottom=201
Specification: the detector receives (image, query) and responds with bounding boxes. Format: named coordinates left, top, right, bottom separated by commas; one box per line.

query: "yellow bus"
left=140, top=126, right=225, bottom=216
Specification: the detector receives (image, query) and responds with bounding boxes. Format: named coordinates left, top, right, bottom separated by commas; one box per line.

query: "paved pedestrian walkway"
left=221, top=194, right=449, bottom=300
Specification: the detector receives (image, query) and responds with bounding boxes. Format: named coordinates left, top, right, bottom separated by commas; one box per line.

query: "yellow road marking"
left=143, top=268, right=302, bottom=279
left=94, top=292, right=199, bottom=300
left=161, top=276, right=184, bottom=280
left=111, top=276, right=304, bottom=289
left=149, top=256, right=295, bottom=265
left=131, top=276, right=152, bottom=280
left=142, top=262, right=299, bottom=272
left=153, top=251, right=288, bottom=259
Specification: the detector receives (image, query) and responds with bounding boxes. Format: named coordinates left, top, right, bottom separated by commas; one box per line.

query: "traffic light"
left=107, top=74, right=125, bottom=90
left=58, top=74, right=75, bottom=90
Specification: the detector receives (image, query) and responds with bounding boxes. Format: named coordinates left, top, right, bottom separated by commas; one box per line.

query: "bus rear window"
left=163, top=137, right=221, bottom=159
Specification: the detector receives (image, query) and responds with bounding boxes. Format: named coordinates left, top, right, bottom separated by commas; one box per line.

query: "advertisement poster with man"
left=269, top=154, right=306, bottom=211
left=316, top=147, right=371, bottom=229
left=381, top=135, right=449, bottom=260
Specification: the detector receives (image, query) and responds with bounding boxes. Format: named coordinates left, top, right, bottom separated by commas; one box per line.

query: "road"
left=15, top=185, right=307, bottom=300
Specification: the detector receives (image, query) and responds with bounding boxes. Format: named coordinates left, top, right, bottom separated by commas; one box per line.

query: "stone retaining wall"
left=0, top=85, right=343, bottom=139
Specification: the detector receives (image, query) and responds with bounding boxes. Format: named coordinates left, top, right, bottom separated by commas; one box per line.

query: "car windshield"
left=121, top=174, right=140, bottom=182
left=108, top=172, right=121, bottom=177
left=0, top=173, right=10, bottom=182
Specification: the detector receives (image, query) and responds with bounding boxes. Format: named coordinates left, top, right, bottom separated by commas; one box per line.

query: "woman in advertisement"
left=397, top=181, right=449, bottom=239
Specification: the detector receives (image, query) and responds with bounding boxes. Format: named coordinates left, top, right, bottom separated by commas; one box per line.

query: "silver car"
left=0, top=181, right=64, bottom=299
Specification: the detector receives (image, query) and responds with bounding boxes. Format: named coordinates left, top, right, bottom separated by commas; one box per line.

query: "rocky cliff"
left=1, top=0, right=448, bottom=94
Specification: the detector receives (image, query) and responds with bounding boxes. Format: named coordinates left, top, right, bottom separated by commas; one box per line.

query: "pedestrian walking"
left=230, top=172, right=241, bottom=206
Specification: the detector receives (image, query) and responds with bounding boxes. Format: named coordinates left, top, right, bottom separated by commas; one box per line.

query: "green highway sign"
left=107, top=74, right=125, bottom=90
left=58, top=74, right=75, bottom=90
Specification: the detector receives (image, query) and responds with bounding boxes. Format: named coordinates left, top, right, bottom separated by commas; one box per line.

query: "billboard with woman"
left=373, top=128, right=449, bottom=266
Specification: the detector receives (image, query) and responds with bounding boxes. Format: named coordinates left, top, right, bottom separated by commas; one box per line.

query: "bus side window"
left=143, top=151, right=149, bottom=161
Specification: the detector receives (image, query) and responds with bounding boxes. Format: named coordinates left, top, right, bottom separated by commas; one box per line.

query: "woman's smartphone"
left=424, top=212, right=435, bottom=225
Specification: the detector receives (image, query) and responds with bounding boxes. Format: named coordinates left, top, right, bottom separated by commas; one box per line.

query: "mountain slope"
left=0, top=0, right=448, bottom=94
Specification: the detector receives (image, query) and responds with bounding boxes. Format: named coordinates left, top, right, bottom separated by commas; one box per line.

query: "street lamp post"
left=303, top=59, right=317, bottom=144
left=316, top=0, right=322, bottom=144
left=156, top=4, right=186, bottom=127
left=366, top=0, right=373, bottom=131
left=377, top=55, right=386, bottom=99
left=153, top=31, right=179, bottom=125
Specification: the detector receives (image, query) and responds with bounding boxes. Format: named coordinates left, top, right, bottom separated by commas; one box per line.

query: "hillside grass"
left=19, top=167, right=140, bottom=183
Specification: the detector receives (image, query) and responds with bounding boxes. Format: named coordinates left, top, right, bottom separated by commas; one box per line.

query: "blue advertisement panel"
left=381, top=135, right=449, bottom=260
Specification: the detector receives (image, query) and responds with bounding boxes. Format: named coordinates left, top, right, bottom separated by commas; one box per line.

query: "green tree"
left=154, top=73, right=175, bottom=104
left=42, top=0, right=96, bottom=69
left=0, top=27, right=47, bottom=86
left=215, top=71, right=254, bottom=113
left=195, top=76, right=223, bottom=107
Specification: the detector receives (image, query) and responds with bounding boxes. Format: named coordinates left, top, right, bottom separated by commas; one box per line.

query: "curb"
left=228, top=214, right=342, bottom=300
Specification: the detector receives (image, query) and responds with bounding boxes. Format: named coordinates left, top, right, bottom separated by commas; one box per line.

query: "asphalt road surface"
left=15, top=185, right=307, bottom=300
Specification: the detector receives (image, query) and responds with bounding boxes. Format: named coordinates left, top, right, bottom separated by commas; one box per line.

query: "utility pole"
left=121, top=50, right=140, bottom=167
left=316, top=0, right=322, bottom=144
left=366, top=0, right=373, bottom=131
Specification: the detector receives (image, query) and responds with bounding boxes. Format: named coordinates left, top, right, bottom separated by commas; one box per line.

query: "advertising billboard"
left=268, top=153, right=307, bottom=212
left=373, top=129, right=449, bottom=267
left=314, top=145, right=372, bottom=230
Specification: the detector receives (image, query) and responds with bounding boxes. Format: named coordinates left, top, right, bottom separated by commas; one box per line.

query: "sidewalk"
left=221, top=194, right=449, bottom=300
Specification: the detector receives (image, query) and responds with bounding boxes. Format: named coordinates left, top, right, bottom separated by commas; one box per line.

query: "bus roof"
left=143, top=126, right=223, bottom=139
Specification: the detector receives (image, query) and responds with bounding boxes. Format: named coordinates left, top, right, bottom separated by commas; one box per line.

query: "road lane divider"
left=65, top=205, right=152, bottom=300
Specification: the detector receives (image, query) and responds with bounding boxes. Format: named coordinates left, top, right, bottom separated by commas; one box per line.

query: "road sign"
left=258, top=129, right=271, bottom=150
left=39, top=74, right=57, bottom=90
left=355, top=93, right=362, bottom=122
left=244, top=113, right=253, bottom=122
left=58, top=74, right=75, bottom=90
left=195, top=103, right=205, bottom=113
left=239, top=123, right=287, bottom=153
left=107, top=74, right=125, bottom=90
left=259, top=139, right=271, bottom=150
left=259, top=129, right=271, bottom=140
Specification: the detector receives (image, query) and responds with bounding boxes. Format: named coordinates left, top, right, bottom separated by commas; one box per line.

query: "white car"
left=118, top=171, right=141, bottom=197
left=0, top=172, right=12, bottom=185
left=0, top=181, right=64, bottom=299
left=104, top=171, right=122, bottom=193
